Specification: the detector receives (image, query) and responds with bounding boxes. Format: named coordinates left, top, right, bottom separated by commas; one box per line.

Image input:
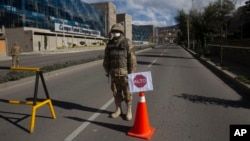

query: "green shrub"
left=235, top=75, right=250, bottom=84
left=0, top=55, right=104, bottom=84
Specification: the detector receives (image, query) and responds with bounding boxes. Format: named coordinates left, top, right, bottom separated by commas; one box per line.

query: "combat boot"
left=126, top=104, right=132, bottom=121
left=111, top=104, right=121, bottom=118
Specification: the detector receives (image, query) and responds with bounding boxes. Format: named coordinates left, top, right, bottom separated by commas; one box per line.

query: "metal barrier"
left=207, top=44, right=250, bottom=65
left=0, top=66, right=56, bottom=133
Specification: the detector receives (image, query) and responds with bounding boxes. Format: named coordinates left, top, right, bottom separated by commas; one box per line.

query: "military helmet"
left=111, top=23, right=124, bottom=33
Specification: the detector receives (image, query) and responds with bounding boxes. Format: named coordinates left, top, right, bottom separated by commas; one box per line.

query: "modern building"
left=90, top=2, right=116, bottom=37
left=0, top=0, right=105, bottom=53
left=0, top=0, right=177, bottom=56
left=117, top=13, right=132, bottom=40
left=91, top=3, right=133, bottom=40
left=132, top=24, right=154, bottom=44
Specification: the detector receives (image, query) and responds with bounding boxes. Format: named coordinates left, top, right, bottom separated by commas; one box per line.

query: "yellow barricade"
left=0, top=66, right=56, bottom=133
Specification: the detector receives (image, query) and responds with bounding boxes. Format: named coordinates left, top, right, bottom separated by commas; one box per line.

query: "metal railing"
left=207, top=44, right=250, bottom=65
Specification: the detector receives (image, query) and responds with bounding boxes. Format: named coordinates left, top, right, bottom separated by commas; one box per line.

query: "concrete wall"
left=5, top=27, right=105, bottom=53
left=5, top=28, right=33, bottom=52
left=117, top=13, right=132, bottom=40
left=33, top=35, right=42, bottom=51
left=33, top=35, right=57, bottom=51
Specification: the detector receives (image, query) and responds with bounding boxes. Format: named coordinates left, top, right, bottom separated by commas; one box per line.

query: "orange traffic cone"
left=127, top=91, right=155, bottom=140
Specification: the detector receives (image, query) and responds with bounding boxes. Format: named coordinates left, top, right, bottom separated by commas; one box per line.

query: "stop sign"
left=133, top=74, right=147, bottom=88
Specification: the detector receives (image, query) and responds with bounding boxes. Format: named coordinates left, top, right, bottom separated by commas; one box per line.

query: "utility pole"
left=220, top=0, right=223, bottom=65
left=192, top=0, right=194, bottom=50
left=187, top=17, right=190, bottom=49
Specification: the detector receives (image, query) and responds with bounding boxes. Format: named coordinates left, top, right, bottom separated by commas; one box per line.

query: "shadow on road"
left=25, top=98, right=111, bottom=115
left=175, top=93, right=250, bottom=109
left=137, top=54, right=194, bottom=59
left=0, top=99, right=52, bottom=133
left=137, top=61, right=161, bottom=66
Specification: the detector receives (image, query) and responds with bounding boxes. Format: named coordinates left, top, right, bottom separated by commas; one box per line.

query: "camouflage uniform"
left=11, top=42, right=21, bottom=67
left=103, top=23, right=137, bottom=120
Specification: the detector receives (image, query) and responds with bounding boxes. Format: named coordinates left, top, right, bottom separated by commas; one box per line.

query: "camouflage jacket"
left=11, top=45, right=21, bottom=56
left=103, top=36, right=137, bottom=76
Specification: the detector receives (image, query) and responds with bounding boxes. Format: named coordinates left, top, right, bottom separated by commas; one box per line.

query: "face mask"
left=112, top=32, right=121, bottom=38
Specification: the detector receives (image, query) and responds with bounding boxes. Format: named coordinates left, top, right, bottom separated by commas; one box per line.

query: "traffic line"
left=147, top=49, right=168, bottom=68
left=147, top=59, right=157, bottom=68
left=65, top=47, right=168, bottom=140
left=64, top=98, right=114, bottom=141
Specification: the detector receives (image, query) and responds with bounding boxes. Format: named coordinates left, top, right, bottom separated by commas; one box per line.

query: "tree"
left=175, top=10, right=188, bottom=45
left=189, top=9, right=206, bottom=53
left=175, top=0, right=236, bottom=54
left=203, top=0, right=235, bottom=39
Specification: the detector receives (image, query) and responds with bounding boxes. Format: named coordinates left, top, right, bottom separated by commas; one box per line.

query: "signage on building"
left=54, top=23, right=100, bottom=36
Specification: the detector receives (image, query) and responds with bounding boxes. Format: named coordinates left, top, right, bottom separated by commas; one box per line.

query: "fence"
left=207, top=44, right=250, bottom=66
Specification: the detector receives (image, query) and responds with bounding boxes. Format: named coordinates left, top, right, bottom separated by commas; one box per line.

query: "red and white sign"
left=128, top=71, right=153, bottom=93
left=134, top=74, right=147, bottom=88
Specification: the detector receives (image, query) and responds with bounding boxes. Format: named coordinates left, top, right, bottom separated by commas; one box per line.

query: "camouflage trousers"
left=12, top=55, right=19, bottom=67
left=111, top=76, right=132, bottom=105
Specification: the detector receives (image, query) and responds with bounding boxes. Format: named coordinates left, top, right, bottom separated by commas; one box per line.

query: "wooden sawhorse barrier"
left=0, top=66, right=56, bottom=133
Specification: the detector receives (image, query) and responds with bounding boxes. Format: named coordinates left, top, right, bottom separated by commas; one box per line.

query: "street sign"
left=128, top=71, right=153, bottom=93
left=133, top=74, right=147, bottom=88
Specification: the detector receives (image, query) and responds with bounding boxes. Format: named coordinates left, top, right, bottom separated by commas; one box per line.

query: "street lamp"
left=187, top=17, right=190, bottom=49
left=219, top=0, right=223, bottom=66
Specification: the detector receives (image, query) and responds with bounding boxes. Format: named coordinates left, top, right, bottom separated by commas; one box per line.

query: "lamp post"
left=219, top=0, right=223, bottom=66
left=187, top=17, right=190, bottom=49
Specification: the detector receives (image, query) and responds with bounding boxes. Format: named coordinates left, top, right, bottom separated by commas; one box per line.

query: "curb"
left=0, top=45, right=153, bottom=92
left=0, top=60, right=103, bottom=92
left=184, top=47, right=250, bottom=96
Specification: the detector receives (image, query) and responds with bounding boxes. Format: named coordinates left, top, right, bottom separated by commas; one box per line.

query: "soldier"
left=10, top=41, right=21, bottom=67
left=103, top=23, right=137, bottom=120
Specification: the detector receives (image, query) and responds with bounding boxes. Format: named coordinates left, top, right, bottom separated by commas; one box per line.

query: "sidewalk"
left=185, top=47, right=250, bottom=96
left=0, top=46, right=105, bottom=61
left=0, top=44, right=149, bottom=62
left=0, top=53, right=11, bottom=61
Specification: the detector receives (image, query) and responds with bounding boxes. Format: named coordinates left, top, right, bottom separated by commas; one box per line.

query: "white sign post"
left=128, top=71, right=153, bottom=93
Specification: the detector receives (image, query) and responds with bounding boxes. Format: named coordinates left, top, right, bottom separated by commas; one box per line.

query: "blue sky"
left=82, top=0, right=246, bottom=27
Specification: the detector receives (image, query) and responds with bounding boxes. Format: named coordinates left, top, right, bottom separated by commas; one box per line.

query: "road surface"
left=0, top=45, right=249, bottom=141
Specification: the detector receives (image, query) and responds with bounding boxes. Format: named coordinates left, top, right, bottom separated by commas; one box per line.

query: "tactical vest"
left=107, top=38, right=129, bottom=70
left=11, top=45, right=21, bottom=56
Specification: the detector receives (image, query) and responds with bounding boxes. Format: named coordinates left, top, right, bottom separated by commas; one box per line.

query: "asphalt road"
left=0, top=45, right=249, bottom=141
left=0, top=49, right=104, bottom=74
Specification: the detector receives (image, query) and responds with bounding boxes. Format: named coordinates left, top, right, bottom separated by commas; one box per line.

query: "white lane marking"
left=147, top=49, right=168, bottom=68
left=147, top=59, right=157, bottom=68
left=64, top=98, right=114, bottom=141
left=65, top=47, right=168, bottom=140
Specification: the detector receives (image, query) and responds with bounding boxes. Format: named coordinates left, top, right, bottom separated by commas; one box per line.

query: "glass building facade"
left=0, top=0, right=105, bottom=36
left=132, top=24, right=152, bottom=41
